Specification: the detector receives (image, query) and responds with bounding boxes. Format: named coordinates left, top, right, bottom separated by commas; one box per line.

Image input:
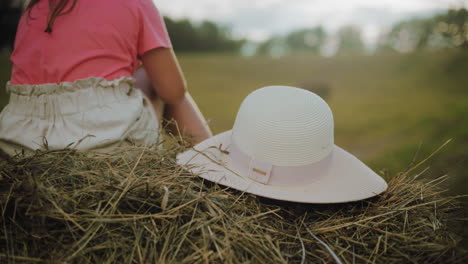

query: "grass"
left=174, top=50, right=468, bottom=198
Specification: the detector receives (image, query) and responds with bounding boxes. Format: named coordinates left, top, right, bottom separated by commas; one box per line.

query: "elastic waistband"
left=5, top=76, right=139, bottom=118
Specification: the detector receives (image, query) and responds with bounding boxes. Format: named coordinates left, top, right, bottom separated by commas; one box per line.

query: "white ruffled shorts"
left=0, top=77, right=159, bottom=156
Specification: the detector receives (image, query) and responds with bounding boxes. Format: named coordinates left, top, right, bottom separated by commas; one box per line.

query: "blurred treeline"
left=157, top=8, right=468, bottom=56
left=163, top=18, right=246, bottom=53
left=377, top=9, right=468, bottom=52
left=1, top=1, right=466, bottom=56
left=257, top=8, right=468, bottom=56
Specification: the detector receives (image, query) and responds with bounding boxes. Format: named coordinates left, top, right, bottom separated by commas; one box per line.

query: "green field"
left=177, top=51, right=468, bottom=199
left=1, top=49, right=467, bottom=197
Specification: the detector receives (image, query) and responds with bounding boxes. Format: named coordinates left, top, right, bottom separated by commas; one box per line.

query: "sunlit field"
left=1, top=49, right=467, bottom=197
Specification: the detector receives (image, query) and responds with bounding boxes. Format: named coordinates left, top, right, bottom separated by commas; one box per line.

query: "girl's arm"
left=140, top=47, right=212, bottom=144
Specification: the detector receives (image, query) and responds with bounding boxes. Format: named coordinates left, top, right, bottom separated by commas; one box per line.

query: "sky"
left=154, top=0, right=467, bottom=47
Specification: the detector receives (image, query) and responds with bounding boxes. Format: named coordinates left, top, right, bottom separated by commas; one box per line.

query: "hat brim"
left=177, top=131, right=388, bottom=203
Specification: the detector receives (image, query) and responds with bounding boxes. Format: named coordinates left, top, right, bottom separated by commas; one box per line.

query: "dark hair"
left=27, top=0, right=78, bottom=33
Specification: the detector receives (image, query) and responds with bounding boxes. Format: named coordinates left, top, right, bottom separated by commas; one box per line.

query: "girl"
left=0, top=0, right=212, bottom=156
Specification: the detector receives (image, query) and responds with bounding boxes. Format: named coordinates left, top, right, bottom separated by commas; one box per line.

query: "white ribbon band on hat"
left=229, top=137, right=332, bottom=186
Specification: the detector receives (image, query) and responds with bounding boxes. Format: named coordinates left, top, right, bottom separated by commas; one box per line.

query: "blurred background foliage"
left=164, top=18, right=246, bottom=53
left=0, top=2, right=467, bottom=205
left=1, top=2, right=467, bottom=54
left=161, top=8, right=468, bottom=56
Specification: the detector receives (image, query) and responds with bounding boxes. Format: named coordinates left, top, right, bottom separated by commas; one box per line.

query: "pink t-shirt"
left=10, top=0, right=172, bottom=85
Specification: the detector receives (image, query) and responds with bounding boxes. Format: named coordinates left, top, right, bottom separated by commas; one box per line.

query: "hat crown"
left=232, top=86, right=334, bottom=166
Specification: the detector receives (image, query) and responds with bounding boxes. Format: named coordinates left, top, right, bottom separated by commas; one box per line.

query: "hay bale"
left=0, top=144, right=466, bottom=263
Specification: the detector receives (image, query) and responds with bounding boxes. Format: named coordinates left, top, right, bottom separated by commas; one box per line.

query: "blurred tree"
left=377, top=8, right=468, bottom=52
left=285, top=27, right=326, bottom=54
left=164, top=18, right=200, bottom=51
left=256, top=27, right=326, bottom=56
left=435, top=8, right=468, bottom=49
left=164, top=17, right=245, bottom=53
left=256, top=38, right=274, bottom=56
left=198, top=21, right=223, bottom=51
left=256, top=37, right=286, bottom=57
left=336, top=25, right=365, bottom=55
left=198, top=21, right=245, bottom=52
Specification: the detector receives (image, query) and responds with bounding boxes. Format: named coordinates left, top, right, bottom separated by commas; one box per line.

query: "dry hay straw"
left=0, top=141, right=466, bottom=263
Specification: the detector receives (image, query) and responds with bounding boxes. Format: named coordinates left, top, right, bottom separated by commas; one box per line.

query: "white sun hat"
left=177, top=86, right=387, bottom=203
